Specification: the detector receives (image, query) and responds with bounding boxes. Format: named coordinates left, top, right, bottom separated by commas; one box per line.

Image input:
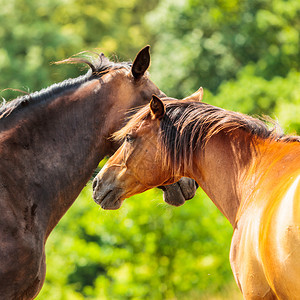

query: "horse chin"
left=94, top=188, right=124, bottom=210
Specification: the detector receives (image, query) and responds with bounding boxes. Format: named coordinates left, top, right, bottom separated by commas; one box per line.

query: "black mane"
left=0, top=54, right=131, bottom=119
left=159, top=101, right=300, bottom=170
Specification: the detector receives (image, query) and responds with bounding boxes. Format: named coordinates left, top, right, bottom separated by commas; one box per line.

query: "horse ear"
left=131, top=45, right=150, bottom=80
left=183, top=87, right=203, bottom=102
left=150, top=95, right=165, bottom=119
left=99, top=52, right=110, bottom=65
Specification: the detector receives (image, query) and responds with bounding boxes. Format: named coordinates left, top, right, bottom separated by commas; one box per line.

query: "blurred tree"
left=147, top=0, right=300, bottom=98
left=37, top=185, right=238, bottom=300
left=1, top=0, right=299, bottom=299
left=0, top=0, right=158, bottom=100
left=205, top=67, right=300, bottom=131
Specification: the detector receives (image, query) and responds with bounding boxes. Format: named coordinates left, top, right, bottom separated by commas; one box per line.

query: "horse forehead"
left=136, top=118, right=160, bottom=134
left=110, top=70, right=159, bottom=102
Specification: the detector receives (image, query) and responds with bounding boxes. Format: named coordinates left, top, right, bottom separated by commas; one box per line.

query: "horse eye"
left=125, top=134, right=135, bottom=143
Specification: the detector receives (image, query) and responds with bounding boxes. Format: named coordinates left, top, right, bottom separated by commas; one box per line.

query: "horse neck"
left=185, top=128, right=300, bottom=226
left=0, top=78, right=120, bottom=238
left=184, top=129, right=256, bottom=226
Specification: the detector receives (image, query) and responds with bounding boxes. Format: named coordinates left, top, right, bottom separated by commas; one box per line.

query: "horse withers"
left=93, top=94, right=300, bottom=299
left=0, top=48, right=197, bottom=300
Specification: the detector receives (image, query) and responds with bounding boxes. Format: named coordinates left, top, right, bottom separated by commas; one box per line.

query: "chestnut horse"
left=0, top=48, right=197, bottom=299
left=93, top=95, right=300, bottom=299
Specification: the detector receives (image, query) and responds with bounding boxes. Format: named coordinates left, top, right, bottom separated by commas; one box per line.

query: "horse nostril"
left=92, top=177, right=99, bottom=191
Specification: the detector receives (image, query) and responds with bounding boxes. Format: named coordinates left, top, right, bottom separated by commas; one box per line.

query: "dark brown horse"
left=0, top=48, right=197, bottom=299
left=93, top=95, right=300, bottom=299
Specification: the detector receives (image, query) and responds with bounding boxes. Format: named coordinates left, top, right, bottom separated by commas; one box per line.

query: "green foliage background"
left=0, top=0, right=299, bottom=299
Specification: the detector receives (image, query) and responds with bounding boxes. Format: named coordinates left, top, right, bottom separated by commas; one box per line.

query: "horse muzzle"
left=92, top=177, right=124, bottom=210
left=158, top=177, right=198, bottom=206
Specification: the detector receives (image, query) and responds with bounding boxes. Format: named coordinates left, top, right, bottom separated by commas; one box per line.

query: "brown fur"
left=95, top=96, right=300, bottom=299
left=0, top=47, right=168, bottom=299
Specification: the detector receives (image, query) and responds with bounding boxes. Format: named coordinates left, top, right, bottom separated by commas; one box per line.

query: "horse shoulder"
left=230, top=209, right=275, bottom=299
left=230, top=171, right=300, bottom=299
left=254, top=173, right=300, bottom=299
left=0, top=221, right=46, bottom=299
left=0, top=187, right=46, bottom=299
